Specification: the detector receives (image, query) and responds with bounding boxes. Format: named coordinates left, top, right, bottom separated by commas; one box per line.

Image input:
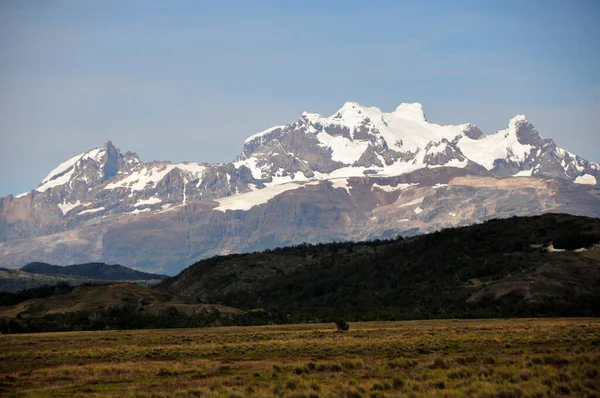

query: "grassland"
left=1, top=319, right=599, bottom=397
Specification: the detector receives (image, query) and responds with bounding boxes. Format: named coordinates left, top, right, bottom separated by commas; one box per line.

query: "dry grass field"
left=1, top=318, right=599, bottom=397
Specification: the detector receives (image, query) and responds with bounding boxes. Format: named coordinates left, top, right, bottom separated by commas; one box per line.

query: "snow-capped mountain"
left=1, top=102, right=599, bottom=273
left=238, top=102, right=598, bottom=185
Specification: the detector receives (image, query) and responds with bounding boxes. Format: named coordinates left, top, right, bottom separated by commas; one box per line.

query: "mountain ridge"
left=0, top=262, right=168, bottom=292
left=1, top=101, right=599, bottom=273
left=20, top=262, right=169, bottom=281
left=11, top=102, right=600, bottom=202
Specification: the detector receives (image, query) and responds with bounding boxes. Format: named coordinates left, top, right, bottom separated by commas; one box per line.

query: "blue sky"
left=1, top=0, right=599, bottom=196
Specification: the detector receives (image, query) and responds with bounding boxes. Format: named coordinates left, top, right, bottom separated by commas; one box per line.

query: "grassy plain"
left=0, top=318, right=599, bottom=397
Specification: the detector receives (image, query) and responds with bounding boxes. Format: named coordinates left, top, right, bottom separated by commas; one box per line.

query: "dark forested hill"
left=0, top=262, right=168, bottom=292
left=2, top=214, right=600, bottom=334
left=21, top=262, right=168, bottom=281
left=159, top=214, right=600, bottom=321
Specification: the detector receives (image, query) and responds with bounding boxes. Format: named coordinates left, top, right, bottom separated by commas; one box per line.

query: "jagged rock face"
left=514, top=119, right=543, bottom=147
left=102, top=141, right=123, bottom=180
left=1, top=101, right=599, bottom=273
left=462, top=124, right=484, bottom=140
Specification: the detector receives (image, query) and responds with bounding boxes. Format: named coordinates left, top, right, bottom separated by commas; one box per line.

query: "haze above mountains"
left=1, top=102, right=599, bottom=274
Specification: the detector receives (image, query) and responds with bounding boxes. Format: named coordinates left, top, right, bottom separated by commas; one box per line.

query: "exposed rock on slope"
left=1, top=102, right=599, bottom=273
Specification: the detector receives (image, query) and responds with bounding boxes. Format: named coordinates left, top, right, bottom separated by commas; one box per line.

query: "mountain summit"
left=1, top=101, right=599, bottom=273
left=238, top=102, right=597, bottom=184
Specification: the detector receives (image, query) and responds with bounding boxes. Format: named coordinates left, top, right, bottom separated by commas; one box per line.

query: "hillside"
left=0, top=283, right=239, bottom=319
left=0, top=282, right=244, bottom=333
left=21, top=262, right=168, bottom=281
left=0, top=262, right=168, bottom=292
left=160, top=214, right=600, bottom=321
left=0, top=268, right=83, bottom=293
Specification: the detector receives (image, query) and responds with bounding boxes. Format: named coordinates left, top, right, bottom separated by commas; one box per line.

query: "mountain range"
left=1, top=102, right=599, bottom=273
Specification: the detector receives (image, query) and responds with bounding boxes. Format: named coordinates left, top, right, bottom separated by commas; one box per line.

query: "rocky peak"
left=102, top=141, right=121, bottom=180
left=509, top=115, right=543, bottom=147
left=462, top=124, right=484, bottom=140
left=34, top=141, right=142, bottom=196
left=332, top=102, right=369, bottom=123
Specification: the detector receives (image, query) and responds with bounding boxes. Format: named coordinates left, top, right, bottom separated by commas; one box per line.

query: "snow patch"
left=264, top=171, right=314, bottom=187
left=330, top=178, right=351, bottom=194
left=15, top=192, right=28, bottom=199
left=78, top=207, right=104, bottom=215
left=40, top=153, right=81, bottom=186
left=414, top=207, right=423, bottom=214
left=513, top=169, right=533, bottom=177
left=547, top=244, right=566, bottom=253
left=233, top=157, right=263, bottom=180
left=131, top=208, right=152, bottom=215
left=104, top=162, right=205, bottom=192
left=574, top=174, right=597, bottom=185
left=58, top=201, right=82, bottom=215
left=428, top=158, right=469, bottom=169
left=105, top=164, right=175, bottom=191
left=316, top=130, right=369, bottom=164
left=214, top=181, right=319, bottom=211
left=37, top=159, right=79, bottom=192
left=175, top=163, right=206, bottom=176
left=135, top=197, right=162, bottom=207
left=398, top=197, right=424, bottom=208
left=372, top=183, right=416, bottom=192
left=244, top=125, right=284, bottom=144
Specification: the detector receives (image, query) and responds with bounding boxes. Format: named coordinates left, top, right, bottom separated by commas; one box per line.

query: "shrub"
left=429, top=358, right=449, bottom=369
left=482, top=356, right=496, bottom=365
left=285, top=380, right=298, bottom=390
left=387, top=358, right=418, bottom=369
left=432, top=381, right=446, bottom=389
left=392, top=378, right=405, bottom=390
left=341, top=360, right=362, bottom=370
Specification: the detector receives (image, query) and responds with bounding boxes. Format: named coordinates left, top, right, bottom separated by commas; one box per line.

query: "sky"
left=1, top=0, right=599, bottom=197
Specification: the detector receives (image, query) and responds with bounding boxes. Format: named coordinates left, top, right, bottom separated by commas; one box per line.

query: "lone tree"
left=335, top=319, right=349, bottom=332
